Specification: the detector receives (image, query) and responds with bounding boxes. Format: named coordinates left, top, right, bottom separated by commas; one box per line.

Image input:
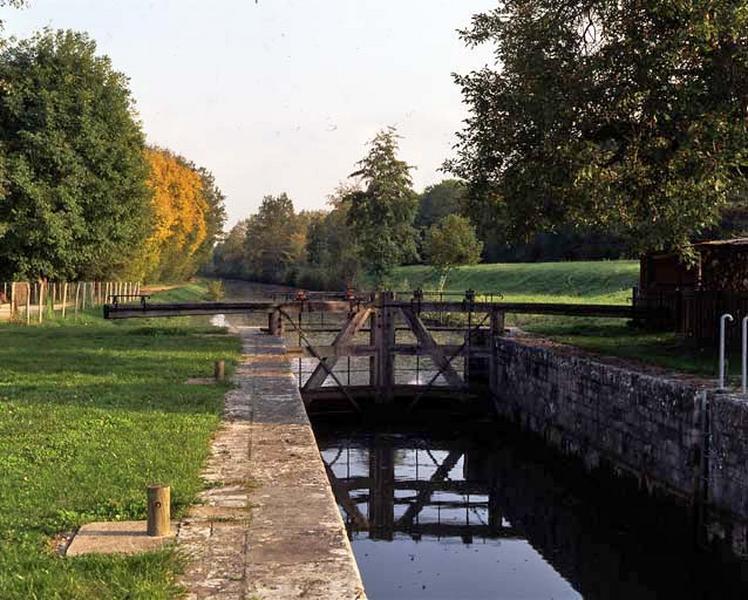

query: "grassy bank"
left=0, top=282, right=240, bottom=599
left=384, top=261, right=725, bottom=378
left=387, top=260, right=640, bottom=304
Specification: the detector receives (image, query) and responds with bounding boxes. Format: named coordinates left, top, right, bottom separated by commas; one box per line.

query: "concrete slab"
left=65, top=520, right=177, bottom=556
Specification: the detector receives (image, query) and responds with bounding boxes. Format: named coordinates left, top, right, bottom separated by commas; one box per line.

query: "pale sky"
left=3, top=0, right=497, bottom=227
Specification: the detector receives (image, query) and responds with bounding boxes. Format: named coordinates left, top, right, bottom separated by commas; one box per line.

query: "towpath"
left=177, top=327, right=365, bottom=599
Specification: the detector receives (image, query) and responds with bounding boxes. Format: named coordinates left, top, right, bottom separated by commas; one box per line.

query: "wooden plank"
left=388, top=301, right=643, bottom=318
left=303, top=308, right=371, bottom=390
left=104, top=300, right=363, bottom=319
left=104, top=301, right=277, bottom=319
left=279, top=300, right=360, bottom=314
left=399, top=307, right=464, bottom=389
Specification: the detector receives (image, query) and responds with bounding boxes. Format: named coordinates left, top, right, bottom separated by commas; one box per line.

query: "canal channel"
left=313, top=416, right=748, bottom=600
left=213, top=281, right=748, bottom=599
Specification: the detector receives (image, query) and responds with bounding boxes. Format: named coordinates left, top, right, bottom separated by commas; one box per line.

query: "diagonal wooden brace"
left=302, top=307, right=372, bottom=391
left=400, top=307, right=465, bottom=389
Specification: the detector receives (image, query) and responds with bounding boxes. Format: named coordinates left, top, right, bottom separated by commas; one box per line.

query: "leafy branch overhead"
left=448, top=1, right=748, bottom=257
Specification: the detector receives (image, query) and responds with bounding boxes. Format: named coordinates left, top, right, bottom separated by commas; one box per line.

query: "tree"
left=0, top=29, right=151, bottom=280
left=347, top=128, right=418, bottom=287
left=304, top=183, right=363, bottom=288
left=132, top=147, right=215, bottom=281
left=448, top=2, right=748, bottom=258
left=244, top=193, right=306, bottom=283
left=213, top=219, right=250, bottom=277
left=193, top=166, right=227, bottom=274
left=424, top=214, right=483, bottom=291
left=415, top=179, right=466, bottom=229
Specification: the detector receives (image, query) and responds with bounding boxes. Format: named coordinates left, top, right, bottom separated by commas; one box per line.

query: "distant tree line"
left=0, top=30, right=225, bottom=282
left=212, top=128, right=483, bottom=290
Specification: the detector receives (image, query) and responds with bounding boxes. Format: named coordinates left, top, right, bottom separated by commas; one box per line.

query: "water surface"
left=315, top=420, right=748, bottom=600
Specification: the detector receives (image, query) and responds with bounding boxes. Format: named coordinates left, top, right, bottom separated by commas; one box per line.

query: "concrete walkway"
left=178, top=327, right=366, bottom=600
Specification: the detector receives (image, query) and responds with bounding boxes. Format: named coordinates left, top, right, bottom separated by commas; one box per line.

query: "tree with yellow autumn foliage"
left=127, top=147, right=225, bottom=281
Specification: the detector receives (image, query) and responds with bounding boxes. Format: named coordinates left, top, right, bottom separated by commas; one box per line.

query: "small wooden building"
left=637, top=239, right=748, bottom=344
left=641, top=238, right=748, bottom=293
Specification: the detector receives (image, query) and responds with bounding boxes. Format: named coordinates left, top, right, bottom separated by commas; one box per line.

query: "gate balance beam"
left=103, top=299, right=357, bottom=320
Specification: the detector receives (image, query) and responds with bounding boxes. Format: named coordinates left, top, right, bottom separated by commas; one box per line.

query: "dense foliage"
left=424, top=214, right=483, bottom=290
left=449, top=1, right=748, bottom=258
left=0, top=30, right=151, bottom=281
left=130, top=148, right=225, bottom=282
left=303, top=184, right=362, bottom=289
left=213, top=194, right=312, bottom=285
left=415, top=179, right=466, bottom=229
left=0, top=30, right=225, bottom=282
left=244, top=193, right=311, bottom=283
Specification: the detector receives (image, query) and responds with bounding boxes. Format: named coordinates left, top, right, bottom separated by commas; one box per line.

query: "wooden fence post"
left=25, top=283, right=30, bottom=325
left=38, top=282, right=44, bottom=324
left=147, top=485, right=171, bottom=537
left=61, top=282, right=68, bottom=319
left=10, top=282, right=16, bottom=321
left=74, top=282, right=81, bottom=319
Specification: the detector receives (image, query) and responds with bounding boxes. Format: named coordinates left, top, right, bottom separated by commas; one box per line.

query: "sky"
left=3, top=0, right=497, bottom=227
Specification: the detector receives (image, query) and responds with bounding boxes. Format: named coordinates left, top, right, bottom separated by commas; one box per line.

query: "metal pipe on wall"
left=719, top=313, right=734, bottom=390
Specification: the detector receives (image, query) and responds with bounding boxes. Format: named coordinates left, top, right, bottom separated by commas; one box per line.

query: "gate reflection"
left=317, top=423, right=748, bottom=600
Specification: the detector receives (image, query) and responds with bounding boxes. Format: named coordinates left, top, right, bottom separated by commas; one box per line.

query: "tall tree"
left=192, top=165, right=227, bottom=273
left=347, top=128, right=418, bottom=286
left=0, top=29, right=151, bottom=280
left=448, top=2, right=748, bottom=258
left=135, top=148, right=212, bottom=281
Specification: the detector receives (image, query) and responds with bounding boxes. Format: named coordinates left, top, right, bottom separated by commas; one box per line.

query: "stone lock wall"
left=709, top=393, right=748, bottom=519
left=491, top=337, right=748, bottom=522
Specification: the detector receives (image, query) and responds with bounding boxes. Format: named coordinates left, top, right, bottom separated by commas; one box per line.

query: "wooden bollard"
left=214, top=360, right=225, bottom=381
left=147, top=485, right=170, bottom=537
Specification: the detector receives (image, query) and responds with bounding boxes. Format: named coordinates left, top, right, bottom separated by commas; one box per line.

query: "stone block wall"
left=709, top=393, right=748, bottom=518
left=491, top=337, right=748, bottom=521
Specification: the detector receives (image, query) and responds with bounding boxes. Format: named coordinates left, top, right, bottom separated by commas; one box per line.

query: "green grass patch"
left=387, top=260, right=639, bottom=304
left=0, top=282, right=240, bottom=598
left=516, top=319, right=725, bottom=378
left=384, top=260, right=726, bottom=378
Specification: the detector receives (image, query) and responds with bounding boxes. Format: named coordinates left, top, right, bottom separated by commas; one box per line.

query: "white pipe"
left=720, top=313, right=734, bottom=390
left=743, top=316, right=748, bottom=395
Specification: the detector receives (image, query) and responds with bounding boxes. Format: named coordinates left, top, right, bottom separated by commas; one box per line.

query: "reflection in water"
left=315, top=421, right=748, bottom=600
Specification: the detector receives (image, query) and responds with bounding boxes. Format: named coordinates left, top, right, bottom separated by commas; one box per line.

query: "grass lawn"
left=0, top=282, right=240, bottom=599
left=388, top=261, right=725, bottom=379
left=388, top=260, right=640, bottom=304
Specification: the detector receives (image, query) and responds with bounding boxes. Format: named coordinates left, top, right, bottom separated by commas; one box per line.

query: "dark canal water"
left=313, top=418, right=748, bottom=600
